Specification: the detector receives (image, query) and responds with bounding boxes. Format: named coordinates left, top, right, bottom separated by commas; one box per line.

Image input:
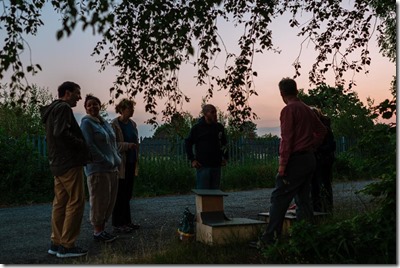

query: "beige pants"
left=51, top=166, right=85, bottom=248
left=87, top=171, right=118, bottom=226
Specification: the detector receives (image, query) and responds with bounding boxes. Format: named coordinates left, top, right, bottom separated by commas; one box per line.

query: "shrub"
left=221, top=159, right=277, bottom=190
left=261, top=173, right=396, bottom=264
left=0, top=131, right=53, bottom=206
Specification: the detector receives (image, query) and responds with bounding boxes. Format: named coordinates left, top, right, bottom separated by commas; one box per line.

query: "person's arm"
left=220, top=125, right=229, bottom=163
left=80, top=119, right=104, bottom=163
left=184, top=127, right=196, bottom=162
left=278, top=107, right=295, bottom=176
left=111, top=120, right=132, bottom=153
left=53, top=104, right=85, bottom=148
left=312, top=114, right=328, bottom=150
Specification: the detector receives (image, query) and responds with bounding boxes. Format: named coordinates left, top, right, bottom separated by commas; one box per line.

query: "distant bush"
left=134, top=157, right=276, bottom=197
left=0, top=130, right=53, bottom=206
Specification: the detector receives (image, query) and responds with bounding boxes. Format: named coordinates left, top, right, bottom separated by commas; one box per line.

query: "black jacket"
left=41, top=100, right=89, bottom=176
left=184, top=117, right=228, bottom=167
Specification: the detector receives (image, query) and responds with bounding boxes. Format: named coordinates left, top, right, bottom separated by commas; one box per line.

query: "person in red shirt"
left=250, top=77, right=327, bottom=249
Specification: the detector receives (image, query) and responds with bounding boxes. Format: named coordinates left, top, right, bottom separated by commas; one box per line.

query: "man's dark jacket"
left=41, top=100, right=89, bottom=176
left=184, top=117, right=228, bottom=167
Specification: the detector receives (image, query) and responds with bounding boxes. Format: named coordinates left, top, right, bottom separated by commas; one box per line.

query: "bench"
left=192, top=189, right=266, bottom=245
left=258, top=210, right=329, bottom=234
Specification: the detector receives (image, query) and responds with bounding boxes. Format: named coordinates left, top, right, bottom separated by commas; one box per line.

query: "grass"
left=64, top=201, right=380, bottom=265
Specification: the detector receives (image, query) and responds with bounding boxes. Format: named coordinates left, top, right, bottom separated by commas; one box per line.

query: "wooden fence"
left=27, top=135, right=356, bottom=163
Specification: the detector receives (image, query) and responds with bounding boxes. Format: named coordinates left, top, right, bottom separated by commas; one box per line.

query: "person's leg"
left=105, top=172, right=119, bottom=225
left=321, top=161, right=334, bottom=213
left=292, top=154, right=315, bottom=222
left=196, top=167, right=211, bottom=189
left=58, top=166, right=85, bottom=248
left=311, top=161, right=323, bottom=212
left=209, top=167, right=221, bottom=189
left=124, top=164, right=135, bottom=225
left=260, top=153, right=316, bottom=244
left=260, top=174, right=297, bottom=244
left=51, top=176, right=69, bottom=246
left=112, top=178, right=126, bottom=227
left=87, top=173, right=110, bottom=234
left=294, top=175, right=314, bottom=222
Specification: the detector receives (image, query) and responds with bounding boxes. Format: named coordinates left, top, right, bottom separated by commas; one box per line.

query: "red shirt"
left=279, top=98, right=327, bottom=167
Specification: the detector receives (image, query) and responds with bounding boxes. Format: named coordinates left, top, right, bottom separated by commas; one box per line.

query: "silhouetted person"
left=41, top=81, right=89, bottom=258
left=80, top=94, right=121, bottom=243
left=310, top=107, right=336, bottom=213
left=185, top=104, right=228, bottom=189
left=111, top=99, right=141, bottom=233
left=250, top=78, right=327, bottom=249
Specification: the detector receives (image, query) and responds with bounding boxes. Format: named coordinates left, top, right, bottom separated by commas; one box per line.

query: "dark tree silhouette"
left=0, top=0, right=395, bottom=126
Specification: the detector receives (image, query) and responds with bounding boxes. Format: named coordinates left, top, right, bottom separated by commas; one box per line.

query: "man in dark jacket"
left=185, top=104, right=228, bottom=189
left=41, top=81, right=89, bottom=258
left=310, top=107, right=336, bottom=213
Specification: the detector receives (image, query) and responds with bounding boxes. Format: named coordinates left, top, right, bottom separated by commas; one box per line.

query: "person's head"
left=278, top=78, right=298, bottom=104
left=58, top=81, right=82, bottom=107
left=84, top=94, right=101, bottom=118
left=115, top=98, right=136, bottom=119
left=202, top=104, right=217, bottom=124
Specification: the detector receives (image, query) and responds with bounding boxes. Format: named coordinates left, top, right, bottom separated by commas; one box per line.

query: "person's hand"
left=278, top=165, right=286, bottom=177
left=191, top=160, right=202, bottom=169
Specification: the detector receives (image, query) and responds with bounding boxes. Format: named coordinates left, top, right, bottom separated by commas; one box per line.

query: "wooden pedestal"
left=192, top=189, right=266, bottom=245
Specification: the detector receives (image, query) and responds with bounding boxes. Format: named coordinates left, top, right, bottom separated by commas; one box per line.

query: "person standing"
left=41, top=81, right=89, bottom=258
left=185, top=104, right=228, bottom=189
left=250, top=78, right=327, bottom=248
left=310, top=107, right=336, bottom=213
left=80, top=94, right=121, bottom=243
left=111, top=99, right=140, bottom=233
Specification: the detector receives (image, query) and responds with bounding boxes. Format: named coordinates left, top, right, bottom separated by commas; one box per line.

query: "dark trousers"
left=196, top=167, right=221, bottom=189
left=311, top=157, right=334, bottom=213
left=261, top=152, right=316, bottom=244
left=112, top=162, right=135, bottom=227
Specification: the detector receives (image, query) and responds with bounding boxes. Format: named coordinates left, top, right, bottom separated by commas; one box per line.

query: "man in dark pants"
left=250, top=78, right=327, bottom=248
left=310, top=107, right=336, bottom=213
left=185, top=104, right=228, bottom=189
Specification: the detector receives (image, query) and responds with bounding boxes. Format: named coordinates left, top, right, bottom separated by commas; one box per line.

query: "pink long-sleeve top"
left=279, top=98, right=327, bottom=167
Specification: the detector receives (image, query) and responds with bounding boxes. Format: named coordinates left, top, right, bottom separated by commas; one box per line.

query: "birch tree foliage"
left=0, top=0, right=395, bottom=126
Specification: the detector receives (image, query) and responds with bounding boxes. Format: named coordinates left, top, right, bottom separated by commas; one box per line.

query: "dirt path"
left=0, top=180, right=374, bottom=264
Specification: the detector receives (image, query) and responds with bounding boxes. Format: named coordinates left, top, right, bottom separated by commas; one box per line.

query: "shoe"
left=113, top=225, right=133, bottom=234
left=94, top=231, right=117, bottom=243
left=56, top=246, right=88, bottom=258
left=127, top=223, right=140, bottom=230
left=48, top=242, right=59, bottom=255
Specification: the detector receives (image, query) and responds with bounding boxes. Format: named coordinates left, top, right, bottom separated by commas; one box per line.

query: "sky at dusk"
left=3, top=2, right=396, bottom=138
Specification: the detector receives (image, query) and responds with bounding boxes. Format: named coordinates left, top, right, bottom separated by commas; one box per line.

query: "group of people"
left=183, top=79, right=335, bottom=249
left=41, top=77, right=335, bottom=258
left=41, top=81, right=140, bottom=258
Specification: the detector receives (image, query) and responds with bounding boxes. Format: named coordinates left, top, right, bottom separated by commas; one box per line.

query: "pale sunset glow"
left=5, top=3, right=396, bottom=138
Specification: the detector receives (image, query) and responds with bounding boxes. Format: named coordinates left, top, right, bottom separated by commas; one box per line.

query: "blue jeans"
left=261, top=152, right=316, bottom=244
left=196, top=167, right=221, bottom=189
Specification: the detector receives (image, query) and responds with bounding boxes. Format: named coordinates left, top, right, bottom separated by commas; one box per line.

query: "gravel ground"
left=0, top=180, right=375, bottom=264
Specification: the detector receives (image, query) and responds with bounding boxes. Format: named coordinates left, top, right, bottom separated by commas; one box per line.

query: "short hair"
left=202, top=104, right=216, bottom=114
left=278, top=78, right=298, bottom=96
left=84, top=94, right=101, bottom=108
left=115, top=98, right=136, bottom=114
left=58, top=81, right=80, bottom=98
